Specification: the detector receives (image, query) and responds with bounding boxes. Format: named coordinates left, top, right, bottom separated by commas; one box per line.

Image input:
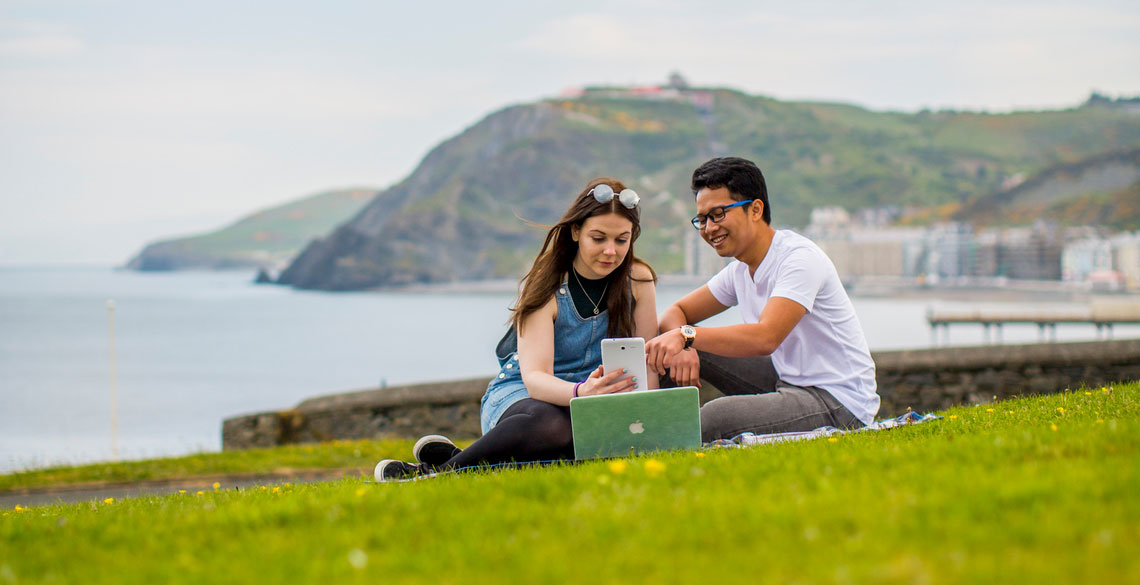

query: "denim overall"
left=480, top=276, right=609, bottom=434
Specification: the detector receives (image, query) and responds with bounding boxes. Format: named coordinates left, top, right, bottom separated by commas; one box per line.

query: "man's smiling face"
left=695, top=186, right=761, bottom=258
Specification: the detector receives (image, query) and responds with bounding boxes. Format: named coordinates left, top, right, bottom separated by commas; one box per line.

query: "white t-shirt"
left=706, top=229, right=879, bottom=425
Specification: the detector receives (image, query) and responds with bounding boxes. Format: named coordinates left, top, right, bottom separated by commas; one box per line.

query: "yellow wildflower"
left=643, top=459, right=666, bottom=476
left=1085, top=392, right=1093, bottom=396
left=261, top=486, right=268, bottom=491
left=14, top=505, right=25, bottom=512
left=948, top=415, right=958, bottom=420
left=272, top=487, right=281, bottom=493
left=1050, top=424, right=1058, bottom=432
left=212, top=482, right=221, bottom=490
left=178, top=490, right=186, bottom=494
left=827, top=438, right=839, bottom=443
left=986, top=409, right=995, bottom=413
left=103, top=498, right=114, bottom=504
left=196, top=491, right=204, bottom=496
left=608, top=460, right=628, bottom=475
left=1096, top=419, right=1105, bottom=424
left=694, top=452, right=706, bottom=458
left=355, top=487, right=367, bottom=497
left=1056, top=407, right=1065, bottom=414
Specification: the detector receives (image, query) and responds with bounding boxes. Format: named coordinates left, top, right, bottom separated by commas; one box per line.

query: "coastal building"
left=994, top=223, right=1063, bottom=280
left=1063, top=235, right=1114, bottom=282
left=969, top=229, right=1001, bottom=277
left=928, top=222, right=975, bottom=279
left=803, top=206, right=1129, bottom=289
left=1110, top=232, right=1140, bottom=290
left=805, top=207, right=929, bottom=281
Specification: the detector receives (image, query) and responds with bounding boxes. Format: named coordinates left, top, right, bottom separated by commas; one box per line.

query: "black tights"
left=441, top=399, right=574, bottom=470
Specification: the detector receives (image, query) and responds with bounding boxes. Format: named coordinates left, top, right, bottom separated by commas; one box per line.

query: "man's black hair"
left=690, top=157, right=771, bottom=225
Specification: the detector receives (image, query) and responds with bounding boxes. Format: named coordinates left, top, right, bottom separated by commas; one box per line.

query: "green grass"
left=3, top=383, right=1138, bottom=584
left=0, top=439, right=405, bottom=491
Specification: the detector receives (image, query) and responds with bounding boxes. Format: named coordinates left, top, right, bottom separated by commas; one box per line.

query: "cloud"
left=0, top=68, right=410, bottom=124
left=511, top=2, right=1140, bottom=111
left=0, top=20, right=85, bottom=57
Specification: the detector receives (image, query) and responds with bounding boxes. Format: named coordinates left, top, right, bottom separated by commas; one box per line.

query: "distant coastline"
left=324, top=272, right=1135, bottom=304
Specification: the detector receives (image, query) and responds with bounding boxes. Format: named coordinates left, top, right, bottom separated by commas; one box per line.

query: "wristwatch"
left=680, top=325, right=696, bottom=351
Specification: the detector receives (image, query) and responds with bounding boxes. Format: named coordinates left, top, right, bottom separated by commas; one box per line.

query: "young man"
left=646, top=157, right=878, bottom=441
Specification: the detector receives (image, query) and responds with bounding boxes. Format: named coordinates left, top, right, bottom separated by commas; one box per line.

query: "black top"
left=494, top=269, right=618, bottom=361
left=569, top=268, right=611, bottom=319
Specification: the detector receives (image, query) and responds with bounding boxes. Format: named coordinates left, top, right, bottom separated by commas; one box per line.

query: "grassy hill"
left=278, top=88, right=1140, bottom=289
left=126, top=188, right=376, bottom=271
left=3, top=382, right=1137, bottom=584
left=954, top=147, right=1140, bottom=230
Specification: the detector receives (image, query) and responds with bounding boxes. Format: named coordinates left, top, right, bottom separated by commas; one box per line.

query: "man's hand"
left=647, top=328, right=700, bottom=386
left=666, top=346, right=701, bottom=387
left=646, top=329, right=682, bottom=376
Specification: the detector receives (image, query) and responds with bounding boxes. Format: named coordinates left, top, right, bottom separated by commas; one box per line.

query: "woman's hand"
left=576, top=365, right=638, bottom=397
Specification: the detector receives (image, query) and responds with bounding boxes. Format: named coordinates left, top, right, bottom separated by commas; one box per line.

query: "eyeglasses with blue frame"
left=690, top=199, right=754, bottom=230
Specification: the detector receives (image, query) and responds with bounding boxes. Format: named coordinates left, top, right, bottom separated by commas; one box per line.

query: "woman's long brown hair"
left=511, top=177, right=657, bottom=338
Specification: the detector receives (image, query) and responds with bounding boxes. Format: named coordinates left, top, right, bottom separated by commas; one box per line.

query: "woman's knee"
left=505, top=400, right=573, bottom=448
left=529, top=404, right=573, bottom=448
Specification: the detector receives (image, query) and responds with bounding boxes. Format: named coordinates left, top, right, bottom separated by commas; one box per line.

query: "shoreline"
left=19, top=266, right=1133, bottom=303
left=376, top=274, right=1134, bottom=303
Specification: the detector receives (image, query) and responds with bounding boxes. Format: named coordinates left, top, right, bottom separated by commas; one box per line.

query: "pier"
left=927, top=298, right=1140, bottom=345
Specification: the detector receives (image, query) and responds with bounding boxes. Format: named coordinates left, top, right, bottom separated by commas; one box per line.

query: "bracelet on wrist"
left=573, top=381, right=584, bottom=398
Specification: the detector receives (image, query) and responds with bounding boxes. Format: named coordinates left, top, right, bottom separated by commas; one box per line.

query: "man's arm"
left=689, top=297, right=806, bottom=356
left=648, top=295, right=807, bottom=385
left=648, top=286, right=729, bottom=386
left=658, top=285, right=728, bottom=332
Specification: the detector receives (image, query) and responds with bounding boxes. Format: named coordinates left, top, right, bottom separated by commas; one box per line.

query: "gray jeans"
left=666, top=351, right=864, bottom=442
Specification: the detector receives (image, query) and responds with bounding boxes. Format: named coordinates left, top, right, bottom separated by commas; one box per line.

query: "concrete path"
left=1, top=467, right=368, bottom=508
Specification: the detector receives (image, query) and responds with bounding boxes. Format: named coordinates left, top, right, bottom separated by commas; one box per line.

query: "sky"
left=1, top=0, right=1138, bottom=265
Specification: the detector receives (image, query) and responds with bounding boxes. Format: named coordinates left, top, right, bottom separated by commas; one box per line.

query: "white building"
left=1110, top=232, right=1140, bottom=290
left=1062, top=236, right=1114, bottom=282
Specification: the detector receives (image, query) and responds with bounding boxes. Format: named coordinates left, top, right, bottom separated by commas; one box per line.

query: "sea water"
left=1, top=266, right=1137, bottom=472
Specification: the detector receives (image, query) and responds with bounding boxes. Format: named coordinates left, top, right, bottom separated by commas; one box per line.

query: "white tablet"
left=600, top=337, right=649, bottom=392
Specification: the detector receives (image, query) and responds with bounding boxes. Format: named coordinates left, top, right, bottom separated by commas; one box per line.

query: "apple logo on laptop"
left=629, top=420, right=645, bottom=434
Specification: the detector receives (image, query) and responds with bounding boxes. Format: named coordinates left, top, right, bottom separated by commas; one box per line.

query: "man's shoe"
left=412, top=435, right=461, bottom=468
left=374, top=459, right=423, bottom=482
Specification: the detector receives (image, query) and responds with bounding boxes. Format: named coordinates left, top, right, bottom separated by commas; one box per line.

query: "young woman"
left=376, top=178, right=658, bottom=480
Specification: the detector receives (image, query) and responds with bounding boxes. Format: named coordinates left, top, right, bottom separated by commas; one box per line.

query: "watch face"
left=681, top=325, right=695, bottom=339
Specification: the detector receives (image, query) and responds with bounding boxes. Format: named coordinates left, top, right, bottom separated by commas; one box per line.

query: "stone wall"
left=875, top=339, right=1140, bottom=413
left=222, top=339, right=1140, bottom=450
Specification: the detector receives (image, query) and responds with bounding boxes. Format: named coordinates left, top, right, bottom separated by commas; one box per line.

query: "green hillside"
left=954, top=147, right=1140, bottom=230
left=126, top=188, right=376, bottom=271
left=278, top=88, right=1140, bottom=289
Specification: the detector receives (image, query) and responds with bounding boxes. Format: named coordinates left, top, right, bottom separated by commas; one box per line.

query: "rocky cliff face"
left=276, top=99, right=707, bottom=290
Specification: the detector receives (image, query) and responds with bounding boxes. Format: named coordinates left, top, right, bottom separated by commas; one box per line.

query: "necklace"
left=571, top=268, right=608, bottom=315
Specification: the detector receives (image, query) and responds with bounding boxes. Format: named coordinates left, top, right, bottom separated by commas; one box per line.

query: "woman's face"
left=571, top=212, right=634, bottom=279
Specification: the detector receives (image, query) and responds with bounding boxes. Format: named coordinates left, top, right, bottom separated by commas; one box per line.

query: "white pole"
left=107, top=299, right=119, bottom=461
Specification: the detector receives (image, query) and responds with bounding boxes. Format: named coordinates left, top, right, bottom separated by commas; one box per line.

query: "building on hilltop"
left=667, top=72, right=690, bottom=90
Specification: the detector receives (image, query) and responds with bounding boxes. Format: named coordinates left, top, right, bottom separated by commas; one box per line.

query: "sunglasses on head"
left=590, top=184, right=640, bottom=209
